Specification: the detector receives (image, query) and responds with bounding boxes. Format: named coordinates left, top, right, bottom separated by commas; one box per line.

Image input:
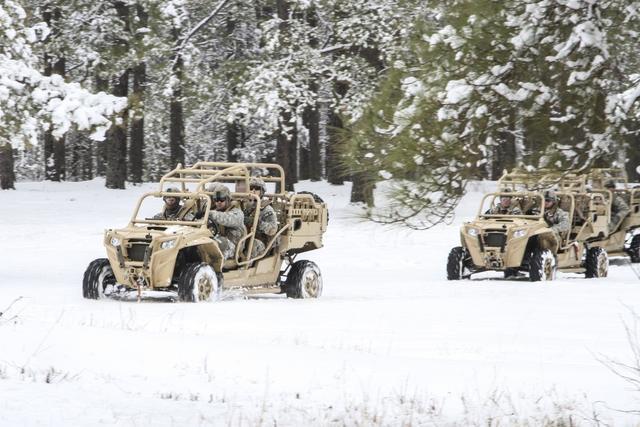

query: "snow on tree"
left=0, top=0, right=126, bottom=189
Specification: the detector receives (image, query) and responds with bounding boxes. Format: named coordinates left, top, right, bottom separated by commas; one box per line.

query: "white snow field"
left=1, top=179, right=640, bottom=426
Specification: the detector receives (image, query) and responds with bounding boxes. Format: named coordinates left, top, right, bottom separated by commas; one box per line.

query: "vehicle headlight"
left=110, top=237, right=121, bottom=247
left=468, top=227, right=479, bottom=237
left=161, top=239, right=177, bottom=250
left=513, top=229, right=527, bottom=238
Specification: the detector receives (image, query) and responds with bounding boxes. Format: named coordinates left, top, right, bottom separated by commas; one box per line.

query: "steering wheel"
left=207, top=217, right=219, bottom=235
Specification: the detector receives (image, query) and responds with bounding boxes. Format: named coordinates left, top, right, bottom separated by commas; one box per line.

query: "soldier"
left=488, top=189, right=522, bottom=215
left=153, top=187, right=183, bottom=220
left=543, top=189, right=570, bottom=240
left=205, top=183, right=245, bottom=260
left=244, top=177, right=278, bottom=258
left=604, top=180, right=630, bottom=233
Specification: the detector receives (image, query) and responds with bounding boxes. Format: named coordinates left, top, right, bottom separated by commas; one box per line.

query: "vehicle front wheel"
left=529, top=249, right=556, bottom=282
left=177, top=263, right=218, bottom=302
left=585, top=247, right=608, bottom=278
left=82, top=258, right=116, bottom=299
left=285, top=260, right=322, bottom=298
left=446, top=246, right=468, bottom=280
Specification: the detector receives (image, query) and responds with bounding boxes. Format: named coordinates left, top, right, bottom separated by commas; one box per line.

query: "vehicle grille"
left=484, top=232, right=506, bottom=248
left=126, top=240, right=151, bottom=262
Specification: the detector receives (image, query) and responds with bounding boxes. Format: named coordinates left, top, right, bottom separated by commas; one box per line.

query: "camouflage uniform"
left=153, top=204, right=181, bottom=220
left=244, top=201, right=278, bottom=257
left=153, top=187, right=191, bottom=220
left=209, top=204, right=245, bottom=260
left=489, top=203, right=522, bottom=215
left=544, top=206, right=570, bottom=235
left=206, top=183, right=245, bottom=260
left=609, top=193, right=630, bottom=232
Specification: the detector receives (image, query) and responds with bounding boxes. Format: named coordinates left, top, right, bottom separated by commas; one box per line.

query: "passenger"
left=205, top=183, right=245, bottom=260
left=243, top=177, right=278, bottom=258
left=543, top=190, right=570, bottom=239
left=487, top=189, right=522, bottom=215
left=604, top=180, right=630, bottom=233
left=153, top=187, right=184, bottom=220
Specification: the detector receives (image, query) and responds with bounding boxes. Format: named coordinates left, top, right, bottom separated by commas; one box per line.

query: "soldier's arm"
left=209, top=208, right=244, bottom=228
left=552, top=210, right=570, bottom=234
left=258, top=206, right=278, bottom=236
left=616, top=197, right=630, bottom=217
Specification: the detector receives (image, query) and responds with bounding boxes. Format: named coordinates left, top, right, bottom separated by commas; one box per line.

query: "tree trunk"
left=128, top=4, right=147, bottom=184
left=129, top=61, right=145, bottom=183
left=95, top=73, right=109, bottom=177
left=277, top=109, right=297, bottom=191
left=349, top=45, right=383, bottom=200
left=0, top=143, right=15, bottom=190
left=106, top=70, right=129, bottom=189
left=350, top=172, right=374, bottom=206
left=226, top=120, right=240, bottom=162
left=326, top=78, right=349, bottom=185
left=170, top=29, right=185, bottom=169
left=302, top=87, right=321, bottom=181
left=43, top=7, right=66, bottom=182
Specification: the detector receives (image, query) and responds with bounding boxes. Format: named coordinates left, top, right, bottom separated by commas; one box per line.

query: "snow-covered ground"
left=1, top=179, right=640, bottom=426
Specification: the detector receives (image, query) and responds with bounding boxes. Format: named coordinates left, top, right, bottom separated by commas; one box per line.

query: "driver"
left=205, top=183, right=245, bottom=260
left=488, top=189, right=522, bottom=215
left=153, top=187, right=184, bottom=220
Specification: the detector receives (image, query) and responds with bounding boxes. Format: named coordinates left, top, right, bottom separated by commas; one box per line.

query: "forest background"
left=3, top=0, right=640, bottom=227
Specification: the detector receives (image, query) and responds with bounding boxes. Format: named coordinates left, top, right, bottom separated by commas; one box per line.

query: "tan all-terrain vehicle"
left=446, top=190, right=610, bottom=281
left=82, top=162, right=328, bottom=302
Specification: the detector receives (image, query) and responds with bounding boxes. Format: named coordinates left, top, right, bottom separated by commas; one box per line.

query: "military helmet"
left=604, top=179, right=616, bottom=189
left=543, top=189, right=557, bottom=202
left=500, top=188, right=513, bottom=199
left=205, top=183, right=231, bottom=201
left=249, top=177, right=266, bottom=195
left=163, top=187, right=181, bottom=202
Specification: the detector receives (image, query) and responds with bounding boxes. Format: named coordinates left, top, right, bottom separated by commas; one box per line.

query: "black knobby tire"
left=528, top=248, right=556, bottom=282
left=630, top=235, right=640, bottom=263
left=585, top=247, right=608, bottom=278
left=285, top=260, right=323, bottom=299
left=82, top=258, right=115, bottom=299
left=177, top=262, right=218, bottom=303
left=446, top=246, right=466, bottom=280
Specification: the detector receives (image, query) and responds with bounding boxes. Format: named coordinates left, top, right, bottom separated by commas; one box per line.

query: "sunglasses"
left=249, top=185, right=262, bottom=191
left=213, top=197, right=227, bottom=202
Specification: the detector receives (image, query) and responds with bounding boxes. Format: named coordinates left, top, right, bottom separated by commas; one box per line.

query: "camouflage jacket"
left=489, top=203, right=522, bottom=215
left=611, top=194, right=630, bottom=221
left=208, top=205, right=245, bottom=246
left=153, top=205, right=181, bottom=220
left=544, top=206, right=570, bottom=235
left=244, top=201, right=278, bottom=240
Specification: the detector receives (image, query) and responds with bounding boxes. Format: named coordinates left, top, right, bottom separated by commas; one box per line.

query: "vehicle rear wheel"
left=585, top=247, right=608, bottom=278
left=83, top=258, right=116, bottom=299
left=285, top=260, right=322, bottom=298
left=447, top=246, right=467, bottom=280
left=177, top=263, right=218, bottom=302
left=529, top=249, right=556, bottom=282
left=630, top=235, right=640, bottom=263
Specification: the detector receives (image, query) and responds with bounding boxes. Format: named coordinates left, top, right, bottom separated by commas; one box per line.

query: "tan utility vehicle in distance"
left=82, top=162, right=328, bottom=302
left=447, top=190, right=609, bottom=281
left=500, top=168, right=640, bottom=263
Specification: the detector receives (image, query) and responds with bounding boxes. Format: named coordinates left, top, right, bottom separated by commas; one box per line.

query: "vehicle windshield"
left=479, top=193, right=543, bottom=218
left=133, top=193, right=210, bottom=226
